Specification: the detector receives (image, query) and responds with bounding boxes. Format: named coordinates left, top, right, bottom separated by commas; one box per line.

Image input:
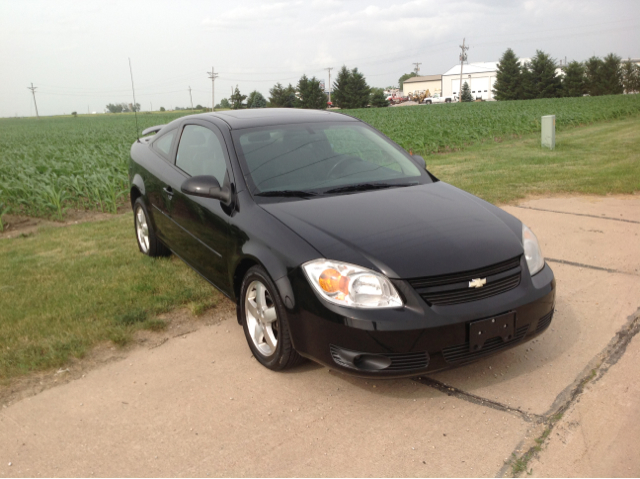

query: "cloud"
left=310, top=0, right=342, bottom=10
left=202, top=2, right=303, bottom=30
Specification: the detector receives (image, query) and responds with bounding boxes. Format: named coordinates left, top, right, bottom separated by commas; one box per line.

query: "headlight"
left=522, top=224, right=545, bottom=276
left=302, top=259, right=403, bottom=309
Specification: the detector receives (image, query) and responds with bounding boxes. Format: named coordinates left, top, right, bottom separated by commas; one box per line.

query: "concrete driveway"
left=1, top=196, right=639, bottom=477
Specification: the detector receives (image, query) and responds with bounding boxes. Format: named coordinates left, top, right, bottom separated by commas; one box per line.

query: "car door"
left=163, top=121, right=233, bottom=293
left=146, top=127, right=180, bottom=241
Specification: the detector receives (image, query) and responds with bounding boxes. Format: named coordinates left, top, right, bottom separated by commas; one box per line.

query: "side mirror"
left=412, top=154, right=427, bottom=169
left=181, top=175, right=231, bottom=203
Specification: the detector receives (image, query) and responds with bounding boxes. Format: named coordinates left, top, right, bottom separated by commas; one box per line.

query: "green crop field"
left=1, top=95, right=639, bottom=224
left=0, top=111, right=193, bottom=225
left=346, top=94, right=640, bottom=154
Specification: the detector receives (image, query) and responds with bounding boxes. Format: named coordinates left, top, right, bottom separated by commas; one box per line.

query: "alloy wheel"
left=135, top=206, right=150, bottom=253
left=245, top=280, right=279, bottom=357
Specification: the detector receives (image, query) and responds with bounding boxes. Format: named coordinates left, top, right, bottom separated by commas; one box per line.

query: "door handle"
left=163, top=186, right=174, bottom=198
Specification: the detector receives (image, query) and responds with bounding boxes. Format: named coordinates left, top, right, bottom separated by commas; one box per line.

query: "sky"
left=1, top=0, right=638, bottom=117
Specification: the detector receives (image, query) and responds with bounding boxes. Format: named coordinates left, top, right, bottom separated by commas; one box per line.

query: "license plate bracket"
left=469, top=312, right=515, bottom=352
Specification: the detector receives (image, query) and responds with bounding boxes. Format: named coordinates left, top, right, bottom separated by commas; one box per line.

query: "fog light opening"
left=353, top=354, right=392, bottom=371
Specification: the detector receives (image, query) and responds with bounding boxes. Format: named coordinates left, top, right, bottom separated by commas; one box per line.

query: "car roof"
left=186, top=108, right=360, bottom=130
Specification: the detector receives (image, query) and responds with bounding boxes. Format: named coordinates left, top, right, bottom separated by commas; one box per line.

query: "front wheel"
left=240, top=266, right=304, bottom=371
left=133, top=198, right=170, bottom=257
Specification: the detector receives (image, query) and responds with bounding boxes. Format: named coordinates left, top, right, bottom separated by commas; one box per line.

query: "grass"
left=510, top=413, right=565, bottom=476
left=510, top=427, right=550, bottom=476
left=0, top=214, right=220, bottom=381
left=426, top=115, right=640, bottom=204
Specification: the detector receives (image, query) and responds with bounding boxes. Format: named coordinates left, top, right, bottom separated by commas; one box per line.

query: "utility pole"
left=207, top=67, right=218, bottom=111
left=458, top=38, right=469, bottom=102
left=27, top=83, right=39, bottom=118
left=188, top=86, right=194, bottom=110
left=325, top=67, right=333, bottom=103
left=413, top=62, right=421, bottom=75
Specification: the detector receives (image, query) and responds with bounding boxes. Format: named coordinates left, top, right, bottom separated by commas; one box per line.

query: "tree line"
left=105, top=102, right=141, bottom=113
left=215, top=66, right=390, bottom=111
left=493, top=49, right=640, bottom=101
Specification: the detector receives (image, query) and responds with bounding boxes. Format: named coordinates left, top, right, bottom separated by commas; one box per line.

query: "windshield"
left=231, top=122, right=428, bottom=196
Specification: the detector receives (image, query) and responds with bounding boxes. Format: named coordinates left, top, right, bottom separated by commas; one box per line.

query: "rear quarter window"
left=152, top=129, right=177, bottom=159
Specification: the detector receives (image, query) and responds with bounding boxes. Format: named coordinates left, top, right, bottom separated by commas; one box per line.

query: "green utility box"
left=541, top=115, right=555, bottom=150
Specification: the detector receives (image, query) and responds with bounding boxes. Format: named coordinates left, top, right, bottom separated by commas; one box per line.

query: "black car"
left=129, top=109, right=555, bottom=377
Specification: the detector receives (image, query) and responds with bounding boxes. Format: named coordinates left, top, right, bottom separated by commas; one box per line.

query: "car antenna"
left=128, top=57, right=140, bottom=142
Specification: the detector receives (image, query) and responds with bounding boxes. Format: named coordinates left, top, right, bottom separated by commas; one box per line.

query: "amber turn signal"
left=319, top=268, right=350, bottom=294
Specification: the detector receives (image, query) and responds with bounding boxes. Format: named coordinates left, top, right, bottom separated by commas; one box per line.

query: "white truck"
left=423, top=93, right=457, bottom=104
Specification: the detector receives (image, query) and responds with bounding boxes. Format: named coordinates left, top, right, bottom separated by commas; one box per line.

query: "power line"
left=218, top=74, right=305, bottom=83
left=207, top=67, right=218, bottom=111
left=37, top=88, right=189, bottom=97
left=27, top=83, right=39, bottom=118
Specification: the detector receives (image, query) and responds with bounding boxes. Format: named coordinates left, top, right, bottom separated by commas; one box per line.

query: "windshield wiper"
left=324, top=182, right=418, bottom=194
left=254, top=190, right=318, bottom=198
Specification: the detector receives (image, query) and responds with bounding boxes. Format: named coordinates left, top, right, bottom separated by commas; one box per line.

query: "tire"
left=240, top=265, right=304, bottom=371
left=133, top=198, right=171, bottom=257
left=426, top=100, right=432, bottom=104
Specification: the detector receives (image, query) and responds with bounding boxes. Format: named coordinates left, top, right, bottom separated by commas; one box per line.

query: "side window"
left=152, top=129, right=177, bottom=159
left=176, top=125, right=227, bottom=186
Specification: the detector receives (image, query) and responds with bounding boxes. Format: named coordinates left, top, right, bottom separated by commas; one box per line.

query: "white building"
left=442, top=62, right=499, bottom=100
left=442, top=59, right=531, bottom=100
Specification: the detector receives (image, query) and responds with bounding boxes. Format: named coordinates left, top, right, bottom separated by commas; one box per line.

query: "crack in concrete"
left=594, top=310, right=640, bottom=378
left=513, top=206, right=640, bottom=224
left=411, top=376, right=545, bottom=423
left=546, top=257, right=639, bottom=276
left=412, top=308, right=640, bottom=477
left=499, top=308, right=640, bottom=477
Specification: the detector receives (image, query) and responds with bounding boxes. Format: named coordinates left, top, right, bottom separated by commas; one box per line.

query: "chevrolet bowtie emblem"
left=469, top=278, right=487, bottom=288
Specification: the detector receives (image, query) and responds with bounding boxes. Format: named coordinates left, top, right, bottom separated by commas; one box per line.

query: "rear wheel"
left=133, top=198, right=170, bottom=257
left=240, top=265, right=304, bottom=371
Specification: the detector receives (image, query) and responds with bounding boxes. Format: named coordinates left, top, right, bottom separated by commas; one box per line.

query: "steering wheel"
left=327, top=155, right=363, bottom=179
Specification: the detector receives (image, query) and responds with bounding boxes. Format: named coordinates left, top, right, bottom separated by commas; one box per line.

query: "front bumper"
left=287, top=259, right=556, bottom=378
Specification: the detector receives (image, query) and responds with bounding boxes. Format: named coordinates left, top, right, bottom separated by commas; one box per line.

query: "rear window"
left=232, top=122, right=425, bottom=194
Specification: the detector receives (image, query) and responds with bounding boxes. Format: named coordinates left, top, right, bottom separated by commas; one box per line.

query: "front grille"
left=408, top=256, right=522, bottom=306
left=442, top=325, right=529, bottom=364
left=330, top=345, right=429, bottom=372
left=536, top=310, right=554, bottom=333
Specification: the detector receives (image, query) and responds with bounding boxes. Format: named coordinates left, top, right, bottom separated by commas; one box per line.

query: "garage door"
left=471, top=77, right=490, bottom=100
left=451, top=79, right=460, bottom=97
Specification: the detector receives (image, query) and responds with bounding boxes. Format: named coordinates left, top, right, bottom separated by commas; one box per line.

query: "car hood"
left=260, top=182, right=523, bottom=279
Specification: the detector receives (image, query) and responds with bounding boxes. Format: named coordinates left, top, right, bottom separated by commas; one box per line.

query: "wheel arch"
left=231, top=251, right=296, bottom=324
left=130, top=173, right=146, bottom=209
